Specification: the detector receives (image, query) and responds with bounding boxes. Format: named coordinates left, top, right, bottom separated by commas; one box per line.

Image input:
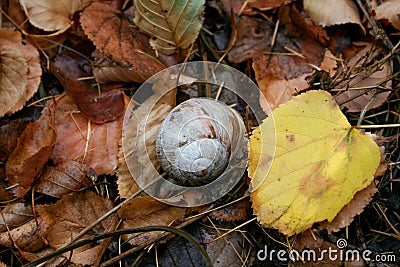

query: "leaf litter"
left=0, top=0, right=399, bottom=265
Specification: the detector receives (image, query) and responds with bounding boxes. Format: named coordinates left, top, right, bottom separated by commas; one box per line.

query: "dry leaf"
left=318, top=181, right=377, bottom=233
left=0, top=28, right=41, bottom=118
left=134, top=0, right=205, bottom=54
left=0, top=216, right=48, bottom=252
left=335, top=42, right=391, bottom=112
left=220, top=0, right=294, bottom=15
left=118, top=96, right=174, bottom=199
left=80, top=2, right=164, bottom=82
left=0, top=202, right=33, bottom=232
left=6, top=103, right=56, bottom=197
left=19, top=0, right=91, bottom=34
left=36, top=191, right=116, bottom=266
left=51, top=94, right=127, bottom=175
left=118, top=196, right=186, bottom=245
left=303, top=0, right=365, bottom=32
left=249, top=91, right=380, bottom=235
left=375, top=0, right=400, bottom=30
left=0, top=119, right=30, bottom=161
left=35, top=160, right=91, bottom=198
left=256, top=50, right=337, bottom=112
left=50, top=50, right=125, bottom=124
left=209, top=198, right=251, bottom=221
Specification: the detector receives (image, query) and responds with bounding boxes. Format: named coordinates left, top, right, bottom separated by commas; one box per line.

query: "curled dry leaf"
left=36, top=191, right=116, bottom=266
left=50, top=50, right=125, bottom=124
left=117, top=196, right=186, bottom=246
left=35, top=160, right=91, bottom=198
left=375, top=0, right=400, bottom=30
left=0, top=202, right=33, bottom=232
left=0, top=28, right=41, bottom=118
left=51, top=93, right=128, bottom=175
left=303, top=0, right=365, bottom=32
left=335, top=42, right=391, bottom=112
left=134, top=0, right=205, bottom=55
left=6, top=103, right=56, bottom=197
left=249, top=91, right=380, bottom=236
left=0, top=216, right=48, bottom=252
left=80, top=2, right=164, bottom=82
left=19, top=0, right=91, bottom=34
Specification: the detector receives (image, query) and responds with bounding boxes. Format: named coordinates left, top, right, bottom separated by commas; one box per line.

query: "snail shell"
left=156, top=98, right=246, bottom=186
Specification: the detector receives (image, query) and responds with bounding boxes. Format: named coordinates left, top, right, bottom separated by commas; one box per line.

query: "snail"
left=156, top=98, right=247, bottom=187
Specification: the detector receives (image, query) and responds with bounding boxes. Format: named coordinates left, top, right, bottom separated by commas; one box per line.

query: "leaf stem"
left=353, top=124, right=400, bottom=129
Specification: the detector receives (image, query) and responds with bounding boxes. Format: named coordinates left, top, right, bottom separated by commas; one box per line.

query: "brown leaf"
left=36, top=191, right=116, bottom=266
left=0, top=202, right=34, bottom=233
left=209, top=198, right=251, bottom=221
left=0, top=28, right=42, bottom=117
left=80, top=2, right=164, bottom=82
left=50, top=50, right=125, bottom=123
left=375, top=0, right=400, bottom=30
left=118, top=196, right=186, bottom=246
left=6, top=103, right=56, bottom=197
left=220, top=0, right=294, bottom=15
left=236, top=8, right=325, bottom=79
left=35, top=160, right=91, bottom=198
left=256, top=50, right=337, bottom=111
left=303, top=0, right=365, bottom=32
left=335, top=42, right=391, bottom=112
left=51, top=93, right=127, bottom=175
left=118, top=96, right=174, bottom=199
left=0, top=216, right=48, bottom=252
left=0, top=119, right=30, bottom=161
left=318, top=182, right=377, bottom=233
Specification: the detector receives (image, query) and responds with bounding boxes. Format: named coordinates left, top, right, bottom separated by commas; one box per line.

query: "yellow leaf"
left=249, top=90, right=380, bottom=236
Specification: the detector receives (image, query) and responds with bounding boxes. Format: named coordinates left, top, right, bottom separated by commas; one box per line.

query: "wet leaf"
left=50, top=50, right=125, bottom=124
left=118, top=196, right=186, bottom=245
left=0, top=28, right=41, bottom=118
left=19, top=0, right=91, bottom=34
left=35, top=160, right=91, bottom=198
left=51, top=94, right=127, bottom=175
left=0, top=118, right=30, bottom=162
left=0, top=202, right=33, bottom=232
left=134, top=0, right=205, bottom=54
left=6, top=103, right=56, bottom=197
left=36, top=191, right=116, bottom=266
left=80, top=2, right=164, bottom=82
left=249, top=90, right=380, bottom=236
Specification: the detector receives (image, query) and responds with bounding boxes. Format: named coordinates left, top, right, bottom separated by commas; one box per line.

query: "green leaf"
left=134, top=0, right=205, bottom=55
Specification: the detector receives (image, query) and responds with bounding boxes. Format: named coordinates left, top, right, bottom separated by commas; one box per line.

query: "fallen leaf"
left=0, top=119, right=30, bottom=161
left=335, top=42, right=391, bottom=112
left=50, top=50, right=125, bottom=124
left=318, top=181, right=377, bottom=233
left=209, top=198, right=251, bottom=221
left=6, top=103, right=56, bottom=197
left=249, top=90, right=380, bottom=236
left=256, top=50, right=337, bottom=112
left=134, top=0, right=205, bottom=54
left=0, top=28, right=41, bottom=118
left=0, top=216, right=48, bottom=252
left=80, top=2, right=164, bottom=82
left=375, top=0, right=400, bottom=30
left=118, top=196, right=186, bottom=245
left=36, top=191, right=116, bottom=266
left=34, top=160, right=91, bottom=198
left=303, top=0, right=365, bottom=32
left=0, top=202, right=33, bottom=232
left=51, top=93, right=127, bottom=175
left=240, top=7, right=325, bottom=79
left=220, top=0, right=294, bottom=15
left=19, top=0, right=91, bottom=34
